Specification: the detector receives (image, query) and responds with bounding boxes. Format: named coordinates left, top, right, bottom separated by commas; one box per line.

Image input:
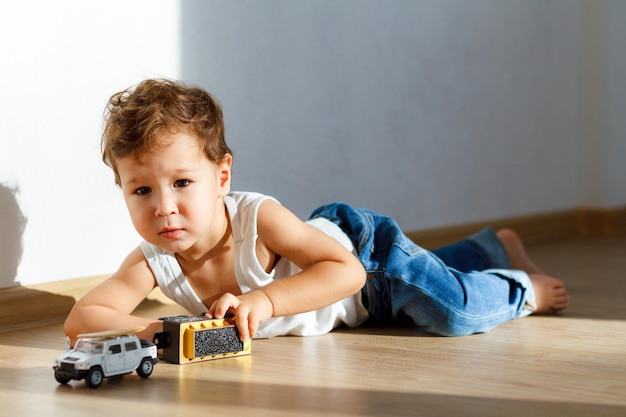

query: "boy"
left=64, top=79, right=569, bottom=343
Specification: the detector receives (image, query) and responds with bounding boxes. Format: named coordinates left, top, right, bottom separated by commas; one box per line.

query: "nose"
left=155, top=191, right=178, bottom=217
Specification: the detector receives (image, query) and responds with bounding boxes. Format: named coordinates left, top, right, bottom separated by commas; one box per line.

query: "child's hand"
left=206, top=290, right=274, bottom=341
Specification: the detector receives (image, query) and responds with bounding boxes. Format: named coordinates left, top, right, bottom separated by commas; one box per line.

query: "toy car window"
left=109, top=344, right=122, bottom=354
left=76, top=341, right=104, bottom=354
left=125, top=342, right=138, bottom=351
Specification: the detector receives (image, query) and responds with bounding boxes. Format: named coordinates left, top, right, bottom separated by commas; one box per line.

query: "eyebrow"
left=121, top=167, right=200, bottom=187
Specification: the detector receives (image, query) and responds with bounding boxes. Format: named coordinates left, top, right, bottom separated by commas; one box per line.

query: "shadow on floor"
left=0, top=287, right=76, bottom=333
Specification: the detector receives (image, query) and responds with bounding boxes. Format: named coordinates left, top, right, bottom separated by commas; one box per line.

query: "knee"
left=410, top=311, right=489, bottom=337
left=429, top=319, right=481, bottom=337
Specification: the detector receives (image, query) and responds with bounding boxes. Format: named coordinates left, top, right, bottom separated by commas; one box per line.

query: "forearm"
left=261, top=258, right=366, bottom=317
left=208, top=256, right=365, bottom=341
left=64, top=304, right=162, bottom=345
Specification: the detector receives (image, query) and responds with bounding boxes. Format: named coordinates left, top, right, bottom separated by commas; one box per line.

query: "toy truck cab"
left=54, top=329, right=158, bottom=389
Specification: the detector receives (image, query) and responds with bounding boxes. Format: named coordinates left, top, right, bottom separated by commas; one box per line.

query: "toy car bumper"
left=53, top=365, right=88, bottom=380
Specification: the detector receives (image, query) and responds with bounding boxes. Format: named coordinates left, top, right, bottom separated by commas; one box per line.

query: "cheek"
left=181, top=199, right=208, bottom=222
left=183, top=190, right=217, bottom=222
left=124, top=199, right=151, bottom=229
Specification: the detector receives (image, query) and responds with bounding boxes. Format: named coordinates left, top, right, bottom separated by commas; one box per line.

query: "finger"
left=204, top=301, right=218, bottom=319
left=247, top=312, right=260, bottom=340
left=213, top=293, right=238, bottom=318
left=234, top=306, right=250, bottom=341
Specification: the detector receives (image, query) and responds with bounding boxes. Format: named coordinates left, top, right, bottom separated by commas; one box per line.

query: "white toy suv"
left=53, top=328, right=158, bottom=388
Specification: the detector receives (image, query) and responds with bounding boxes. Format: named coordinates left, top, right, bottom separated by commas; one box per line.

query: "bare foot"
left=529, top=273, right=570, bottom=314
left=496, top=228, right=544, bottom=274
left=496, top=229, right=569, bottom=314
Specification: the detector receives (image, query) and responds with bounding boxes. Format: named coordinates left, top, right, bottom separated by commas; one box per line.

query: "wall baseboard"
left=0, top=275, right=108, bottom=333
left=406, top=206, right=626, bottom=250
left=579, top=206, right=626, bottom=237
left=0, top=275, right=176, bottom=333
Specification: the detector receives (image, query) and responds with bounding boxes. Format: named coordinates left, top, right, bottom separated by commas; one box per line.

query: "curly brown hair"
left=102, top=79, right=232, bottom=186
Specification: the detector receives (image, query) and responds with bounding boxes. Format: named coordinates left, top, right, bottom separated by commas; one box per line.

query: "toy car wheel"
left=54, top=372, right=71, bottom=385
left=136, top=357, right=154, bottom=378
left=85, top=366, right=104, bottom=389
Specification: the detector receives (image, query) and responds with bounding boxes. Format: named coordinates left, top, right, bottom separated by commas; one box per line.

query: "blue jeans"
left=431, top=227, right=511, bottom=272
left=309, top=203, right=536, bottom=336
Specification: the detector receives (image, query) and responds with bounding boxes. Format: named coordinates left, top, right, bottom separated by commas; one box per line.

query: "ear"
left=216, top=154, right=233, bottom=196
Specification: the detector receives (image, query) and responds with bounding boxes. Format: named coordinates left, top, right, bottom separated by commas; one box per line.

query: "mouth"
left=159, top=227, right=184, bottom=239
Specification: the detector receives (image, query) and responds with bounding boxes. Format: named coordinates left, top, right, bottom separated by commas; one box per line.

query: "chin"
left=147, top=237, right=190, bottom=254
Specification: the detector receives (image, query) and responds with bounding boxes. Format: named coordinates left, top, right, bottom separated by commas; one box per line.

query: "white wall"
left=0, top=0, right=180, bottom=286
left=181, top=0, right=583, bottom=225
left=606, top=0, right=626, bottom=207
left=577, top=0, right=625, bottom=208
left=184, top=0, right=624, bottom=221
left=1, top=1, right=624, bottom=288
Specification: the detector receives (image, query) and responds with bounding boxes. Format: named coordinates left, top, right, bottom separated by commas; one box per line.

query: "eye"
left=134, top=186, right=151, bottom=196
left=174, top=179, right=190, bottom=188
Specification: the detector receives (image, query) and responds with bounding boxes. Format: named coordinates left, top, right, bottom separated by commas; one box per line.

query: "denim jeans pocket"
left=364, top=269, right=389, bottom=321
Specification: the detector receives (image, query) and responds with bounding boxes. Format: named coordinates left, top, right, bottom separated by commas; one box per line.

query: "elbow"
left=63, top=305, right=82, bottom=343
left=349, top=256, right=367, bottom=294
left=63, top=316, right=77, bottom=342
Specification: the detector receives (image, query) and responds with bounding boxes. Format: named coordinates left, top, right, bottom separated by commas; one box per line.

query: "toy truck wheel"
left=85, top=366, right=104, bottom=389
left=136, top=357, right=154, bottom=378
left=54, top=372, right=71, bottom=385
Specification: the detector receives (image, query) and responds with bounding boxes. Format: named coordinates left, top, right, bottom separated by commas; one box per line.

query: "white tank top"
left=140, top=191, right=368, bottom=338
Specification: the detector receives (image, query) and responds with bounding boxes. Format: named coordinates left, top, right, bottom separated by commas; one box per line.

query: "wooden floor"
left=1, top=237, right=625, bottom=416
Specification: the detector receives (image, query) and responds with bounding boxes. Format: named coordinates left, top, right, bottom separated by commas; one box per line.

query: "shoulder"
left=77, top=246, right=156, bottom=308
left=226, top=191, right=281, bottom=239
left=256, top=198, right=311, bottom=245
left=117, top=246, right=157, bottom=284
left=225, top=191, right=280, bottom=213
left=119, top=245, right=151, bottom=270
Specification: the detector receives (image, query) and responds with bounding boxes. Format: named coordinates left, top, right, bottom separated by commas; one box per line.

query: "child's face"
left=115, top=132, right=232, bottom=254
